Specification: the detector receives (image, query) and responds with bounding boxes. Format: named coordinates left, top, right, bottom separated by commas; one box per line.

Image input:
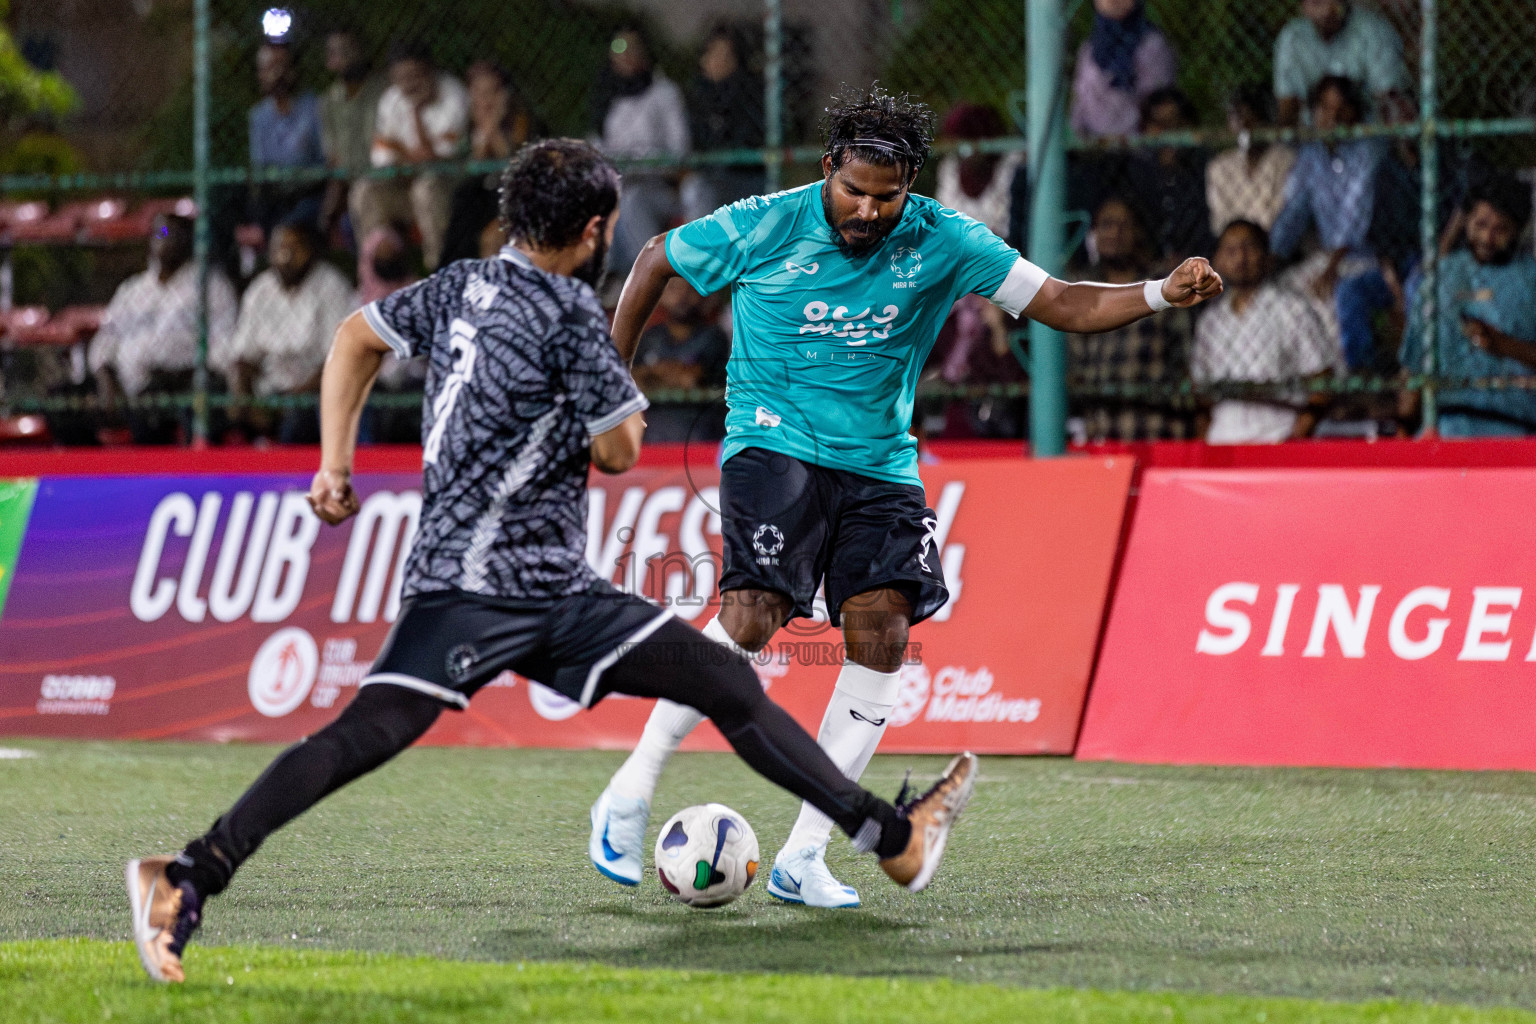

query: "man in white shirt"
left=217, top=221, right=356, bottom=443
left=1192, top=219, right=1340, bottom=443
left=593, top=27, right=689, bottom=275
left=350, top=43, right=468, bottom=270
left=1206, top=86, right=1296, bottom=236
left=89, top=214, right=238, bottom=441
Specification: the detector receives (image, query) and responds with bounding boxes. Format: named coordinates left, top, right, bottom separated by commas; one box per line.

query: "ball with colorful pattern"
left=652, top=803, right=759, bottom=908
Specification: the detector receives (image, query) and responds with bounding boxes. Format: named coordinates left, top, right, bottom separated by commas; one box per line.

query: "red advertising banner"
left=1078, top=468, right=1536, bottom=771
left=0, top=455, right=1132, bottom=754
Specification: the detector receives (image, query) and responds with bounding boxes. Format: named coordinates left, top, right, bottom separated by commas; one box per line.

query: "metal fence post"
left=763, top=0, right=784, bottom=192
left=191, top=0, right=211, bottom=446
left=1027, top=0, right=1067, bottom=457
left=1416, top=0, right=1439, bottom=436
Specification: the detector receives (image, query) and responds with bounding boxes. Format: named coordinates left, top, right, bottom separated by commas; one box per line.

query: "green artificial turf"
left=4, top=938, right=1535, bottom=1024
left=0, top=739, right=1533, bottom=1013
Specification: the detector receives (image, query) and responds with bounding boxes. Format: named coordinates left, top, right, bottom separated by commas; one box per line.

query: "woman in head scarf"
left=1069, top=0, right=1177, bottom=139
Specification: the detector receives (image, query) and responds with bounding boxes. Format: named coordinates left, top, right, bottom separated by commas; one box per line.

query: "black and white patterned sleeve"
left=361, top=264, right=464, bottom=359
left=555, top=297, right=648, bottom=442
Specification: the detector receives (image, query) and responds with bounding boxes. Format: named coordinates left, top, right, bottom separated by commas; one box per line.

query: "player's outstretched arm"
left=309, top=310, right=391, bottom=525
left=611, top=233, right=682, bottom=364
left=1023, top=257, right=1223, bottom=335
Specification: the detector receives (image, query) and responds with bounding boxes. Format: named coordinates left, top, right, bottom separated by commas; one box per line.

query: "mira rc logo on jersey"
left=889, top=247, right=922, bottom=280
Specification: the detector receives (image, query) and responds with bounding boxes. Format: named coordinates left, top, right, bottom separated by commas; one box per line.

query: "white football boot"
left=588, top=788, right=649, bottom=886
left=767, top=843, right=861, bottom=908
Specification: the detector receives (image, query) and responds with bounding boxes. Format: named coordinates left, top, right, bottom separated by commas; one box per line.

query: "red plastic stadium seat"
left=0, top=306, right=53, bottom=347
left=9, top=200, right=92, bottom=244
left=56, top=304, right=106, bottom=340
left=77, top=198, right=132, bottom=243
left=0, top=201, right=50, bottom=239
left=97, top=197, right=197, bottom=243
left=0, top=415, right=51, bottom=446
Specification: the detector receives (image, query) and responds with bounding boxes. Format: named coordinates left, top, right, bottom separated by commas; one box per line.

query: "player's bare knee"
left=839, top=589, right=912, bottom=672
left=718, top=589, right=791, bottom=652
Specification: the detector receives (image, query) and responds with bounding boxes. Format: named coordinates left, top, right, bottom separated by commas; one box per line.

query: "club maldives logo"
left=248, top=626, right=319, bottom=717
left=889, top=663, right=1042, bottom=726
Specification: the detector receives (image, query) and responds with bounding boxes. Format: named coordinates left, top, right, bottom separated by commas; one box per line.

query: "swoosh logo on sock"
left=849, top=709, right=887, bottom=726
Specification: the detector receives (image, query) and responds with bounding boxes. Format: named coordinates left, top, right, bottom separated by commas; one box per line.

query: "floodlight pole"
left=1417, top=0, right=1439, bottom=435
left=764, top=0, right=783, bottom=192
left=1027, top=0, right=1067, bottom=457
left=191, top=0, right=211, bottom=446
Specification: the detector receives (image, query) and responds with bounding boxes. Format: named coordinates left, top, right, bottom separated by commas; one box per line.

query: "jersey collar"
left=498, top=245, right=535, bottom=270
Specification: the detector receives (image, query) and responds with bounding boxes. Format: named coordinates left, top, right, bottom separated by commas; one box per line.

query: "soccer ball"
left=653, top=803, right=759, bottom=908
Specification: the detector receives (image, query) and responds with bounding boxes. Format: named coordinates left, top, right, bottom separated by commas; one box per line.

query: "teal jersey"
left=665, top=182, right=1044, bottom=485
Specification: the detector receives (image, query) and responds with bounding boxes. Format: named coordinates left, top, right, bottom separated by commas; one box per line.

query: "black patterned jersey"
left=362, top=247, right=647, bottom=600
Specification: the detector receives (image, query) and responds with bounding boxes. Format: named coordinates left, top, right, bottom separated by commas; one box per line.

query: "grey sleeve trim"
left=585, top=392, right=650, bottom=442
left=361, top=301, right=414, bottom=359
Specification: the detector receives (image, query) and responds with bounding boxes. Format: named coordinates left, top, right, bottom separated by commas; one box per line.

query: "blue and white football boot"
left=767, top=843, right=860, bottom=908
left=588, top=787, right=650, bottom=886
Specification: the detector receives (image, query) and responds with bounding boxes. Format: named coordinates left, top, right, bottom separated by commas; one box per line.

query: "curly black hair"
left=1466, top=173, right=1533, bottom=234
left=821, top=84, right=936, bottom=184
left=498, top=139, right=620, bottom=250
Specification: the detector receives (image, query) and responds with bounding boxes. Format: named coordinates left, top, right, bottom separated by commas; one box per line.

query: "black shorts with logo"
left=717, top=446, right=948, bottom=627
left=362, top=582, right=671, bottom=709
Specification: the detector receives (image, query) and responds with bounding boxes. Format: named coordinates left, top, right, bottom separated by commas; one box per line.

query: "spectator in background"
left=593, top=25, right=689, bottom=276
left=1068, top=196, right=1196, bottom=441
left=682, top=25, right=764, bottom=220
left=1400, top=177, right=1536, bottom=437
left=89, top=214, right=238, bottom=443
left=1069, top=0, right=1176, bottom=139
left=1273, top=0, right=1408, bottom=126
left=358, top=224, right=427, bottom=443
left=1270, top=76, right=1390, bottom=371
left=1192, top=219, right=1339, bottom=443
left=217, top=220, right=355, bottom=444
left=247, top=41, right=325, bottom=235
left=630, top=278, right=729, bottom=442
left=1126, top=87, right=1213, bottom=272
left=357, top=224, right=417, bottom=306
left=318, top=28, right=385, bottom=245
left=1206, top=86, right=1296, bottom=236
left=931, top=102, right=1027, bottom=437
left=936, top=103, right=1021, bottom=239
left=352, top=43, right=467, bottom=271
left=441, top=62, right=536, bottom=265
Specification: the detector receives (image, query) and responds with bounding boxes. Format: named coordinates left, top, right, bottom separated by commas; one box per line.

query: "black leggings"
left=171, top=618, right=902, bottom=898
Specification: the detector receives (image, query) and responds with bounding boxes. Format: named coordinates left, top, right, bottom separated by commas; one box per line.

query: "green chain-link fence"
left=2, top=0, right=1534, bottom=447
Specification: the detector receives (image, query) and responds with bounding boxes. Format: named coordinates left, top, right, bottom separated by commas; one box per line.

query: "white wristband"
left=1143, top=278, right=1172, bottom=313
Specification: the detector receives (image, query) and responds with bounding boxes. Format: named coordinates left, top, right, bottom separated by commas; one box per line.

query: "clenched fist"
left=308, top=467, right=360, bottom=525
left=1161, top=257, right=1224, bottom=308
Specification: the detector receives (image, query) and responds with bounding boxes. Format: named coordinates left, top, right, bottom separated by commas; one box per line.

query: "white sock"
left=780, top=661, right=900, bottom=855
left=607, top=616, right=747, bottom=803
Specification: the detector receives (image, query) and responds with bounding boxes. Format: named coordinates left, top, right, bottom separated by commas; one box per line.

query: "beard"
left=573, top=224, right=611, bottom=290
left=821, top=181, right=904, bottom=258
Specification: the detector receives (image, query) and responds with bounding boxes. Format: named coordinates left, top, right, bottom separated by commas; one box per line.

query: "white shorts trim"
left=579, top=609, right=677, bottom=708
left=360, top=672, right=470, bottom=709
left=988, top=256, right=1050, bottom=317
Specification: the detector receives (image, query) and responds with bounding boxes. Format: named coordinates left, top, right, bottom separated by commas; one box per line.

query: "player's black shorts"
left=717, top=446, right=949, bottom=627
left=361, top=582, right=671, bottom=709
